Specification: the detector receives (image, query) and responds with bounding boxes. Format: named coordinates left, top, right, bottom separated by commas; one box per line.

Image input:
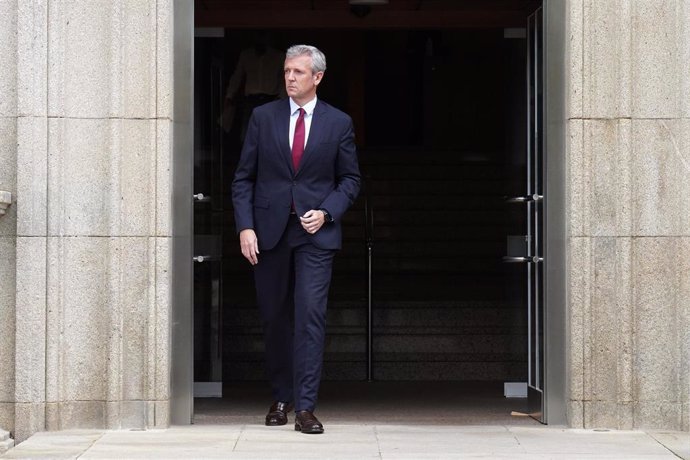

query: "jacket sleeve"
left=231, top=111, right=260, bottom=233
left=319, top=118, right=361, bottom=221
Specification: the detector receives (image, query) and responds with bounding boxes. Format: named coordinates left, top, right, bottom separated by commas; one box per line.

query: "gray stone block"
left=47, top=119, right=156, bottom=236
left=678, top=238, right=690, bottom=420
left=0, top=237, right=16, bottom=403
left=47, top=237, right=109, bottom=401
left=0, top=0, right=17, bottom=117
left=47, top=2, right=112, bottom=118
left=156, top=120, right=172, bottom=236
left=583, top=120, right=632, bottom=236
left=55, top=401, right=105, bottom=430
left=120, top=0, right=157, bottom=119
left=14, top=402, right=45, bottom=443
left=153, top=400, right=169, bottom=428
left=584, top=400, right=621, bottom=429
left=632, top=119, right=690, bottom=236
left=16, top=116, right=47, bottom=237
left=566, top=0, right=583, bottom=120
left=634, top=401, right=683, bottom=431
left=154, top=237, right=171, bottom=400
left=631, top=0, right=685, bottom=118
left=14, top=237, right=46, bottom=403
left=47, top=0, right=157, bottom=118
left=568, top=120, right=584, bottom=237
left=106, top=401, right=147, bottom=430
left=0, top=403, right=15, bottom=440
left=17, top=0, right=47, bottom=117
left=0, top=118, right=17, bottom=237
left=582, top=0, right=632, bottom=118
left=119, top=120, right=157, bottom=236
left=584, top=237, right=632, bottom=402
left=119, top=237, right=153, bottom=401
left=683, top=0, right=690, bottom=119
left=567, top=236, right=589, bottom=402
left=632, top=238, right=683, bottom=403
left=0, top=429, right=14, bottom=454
left=156, top=0, right=173, bottom=120
left=567, top=400, right=584, bottom=428
left=45, top=402, right=58, bottom=431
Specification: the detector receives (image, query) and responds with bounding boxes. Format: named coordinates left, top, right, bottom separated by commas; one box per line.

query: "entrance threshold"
left=193, top=381, right=541, bottom=426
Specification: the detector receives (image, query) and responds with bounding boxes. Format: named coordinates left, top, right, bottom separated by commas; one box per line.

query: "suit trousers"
left=253, top=215, right=335, bottom=412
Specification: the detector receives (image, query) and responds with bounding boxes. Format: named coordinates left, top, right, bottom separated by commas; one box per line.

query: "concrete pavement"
left=2, top=424, right=688, bottom=459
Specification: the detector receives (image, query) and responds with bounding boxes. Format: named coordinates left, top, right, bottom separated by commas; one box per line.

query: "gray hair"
left=286, top=44, right=327, bottom=74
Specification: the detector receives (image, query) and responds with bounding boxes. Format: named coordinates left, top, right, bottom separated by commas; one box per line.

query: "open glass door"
left=193, top=32, right=225, bottom=399
left=504, top=5, right=544, bottom=423
left=526, top=6, right=545, bottom=423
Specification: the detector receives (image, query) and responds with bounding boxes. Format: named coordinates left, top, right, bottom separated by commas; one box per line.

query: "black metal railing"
left=363, top=175, right=374, bottom=382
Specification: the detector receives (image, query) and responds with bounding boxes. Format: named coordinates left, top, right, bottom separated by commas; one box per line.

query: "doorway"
left=175, top=0, right=567, bottom=426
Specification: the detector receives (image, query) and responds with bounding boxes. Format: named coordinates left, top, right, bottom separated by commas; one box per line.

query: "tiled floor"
left=3, top=425, right=688, bottom=459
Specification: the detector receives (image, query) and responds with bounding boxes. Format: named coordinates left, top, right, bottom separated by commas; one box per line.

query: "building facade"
left=0, top=0, right=688, bottom=445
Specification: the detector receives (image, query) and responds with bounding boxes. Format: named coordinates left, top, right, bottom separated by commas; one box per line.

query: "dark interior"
left=192, top=0, right=539, bottom=417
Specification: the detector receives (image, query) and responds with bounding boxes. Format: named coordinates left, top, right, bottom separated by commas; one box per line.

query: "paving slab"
left=2, top=424, right=687, bottom=459
left=648, top=431, right=690, bottom=460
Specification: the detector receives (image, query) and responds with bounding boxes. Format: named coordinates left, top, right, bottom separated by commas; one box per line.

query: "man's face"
left=284, top=55, right=323, bottom=104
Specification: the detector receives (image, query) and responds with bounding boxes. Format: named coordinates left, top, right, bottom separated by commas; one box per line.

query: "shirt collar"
left=289, top=96, right=318, bottom=116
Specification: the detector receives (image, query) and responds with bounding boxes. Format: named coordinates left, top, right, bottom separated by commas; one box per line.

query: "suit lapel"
left=296, top=100, right=328, bottom=177
left=274, top=99, right=295, bottom=175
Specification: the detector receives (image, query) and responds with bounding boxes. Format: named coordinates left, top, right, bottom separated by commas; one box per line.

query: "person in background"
left=223, top=32, right=286, bottom=140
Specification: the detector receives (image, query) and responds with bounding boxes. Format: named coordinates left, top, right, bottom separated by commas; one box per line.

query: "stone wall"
left=567, top=0, right=690, bottom=431
left=0, top=0, right=174, bottom=442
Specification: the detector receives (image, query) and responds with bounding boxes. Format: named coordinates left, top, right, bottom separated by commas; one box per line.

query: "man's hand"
left=239, top=229, right=259, bottom=265
left=300, top=210, right=326, bottom=234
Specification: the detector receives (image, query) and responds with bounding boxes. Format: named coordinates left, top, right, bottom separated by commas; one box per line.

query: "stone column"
left=567, top=0, right=690, bottom=431
left=9, top=0, right=173, bottom=442
left=0, top=0, right=18, bottom=441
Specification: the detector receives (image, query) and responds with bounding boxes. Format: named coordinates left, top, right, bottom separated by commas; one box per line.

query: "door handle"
left=505, top=194, right=543, bottom=203
left=502, top=256, right=543, bottom=263
left=194, top=193, right=211, bottom=202
left=193, top=255, right=220, bottom=263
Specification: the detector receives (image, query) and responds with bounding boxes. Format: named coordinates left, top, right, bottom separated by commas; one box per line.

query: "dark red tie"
left=292, top=108, right=306, bottom=171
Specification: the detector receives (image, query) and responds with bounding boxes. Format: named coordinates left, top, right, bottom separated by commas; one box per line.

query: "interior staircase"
left=220, top=148, right=527, bottom=383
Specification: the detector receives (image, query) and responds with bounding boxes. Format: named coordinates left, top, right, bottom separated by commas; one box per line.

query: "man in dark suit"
left=232, top=44, right=361, bottom=434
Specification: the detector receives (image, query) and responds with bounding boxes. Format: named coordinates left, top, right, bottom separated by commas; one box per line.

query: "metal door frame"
left=170, top=0, right=568, bottom=426
left=542, top=0, right=567, bottom=426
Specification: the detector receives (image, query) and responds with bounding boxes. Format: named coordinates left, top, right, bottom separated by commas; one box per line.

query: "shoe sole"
left=294, top=423, right=324, bottom=434
left=265, top=420, right=287, bottom=426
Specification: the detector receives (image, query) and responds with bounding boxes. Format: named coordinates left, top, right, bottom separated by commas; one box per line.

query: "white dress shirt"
left=289, top=96, right=318, bottom=150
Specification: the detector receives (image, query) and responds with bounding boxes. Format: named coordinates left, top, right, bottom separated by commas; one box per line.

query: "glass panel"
left=193, top=37, right=226, bottom=394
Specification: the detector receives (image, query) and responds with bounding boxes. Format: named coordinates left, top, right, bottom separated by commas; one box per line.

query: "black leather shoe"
left=265, top=401, right=293, bottom=426
left=294, top=410, right=324, bottom=434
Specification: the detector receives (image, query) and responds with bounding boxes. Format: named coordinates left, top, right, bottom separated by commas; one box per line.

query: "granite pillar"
left=567, top=0, right=690, bottom=431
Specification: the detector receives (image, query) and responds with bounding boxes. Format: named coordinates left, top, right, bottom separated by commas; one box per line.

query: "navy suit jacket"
left=232, top=98, right=361, bottom=251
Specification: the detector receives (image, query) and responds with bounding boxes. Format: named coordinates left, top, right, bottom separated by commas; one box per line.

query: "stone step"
left=222, top=332, right=527, bottom=355
left=223, top=304, right=525, bottom=327
left=358, top=150, right=503, bottom=164
left=227, top=351, right=526, bottom=363
left=0, top=430, right=14, bottom=455
left=225, top=360, right=527, bottom=381
left=361, top=163, right=507, bottom=180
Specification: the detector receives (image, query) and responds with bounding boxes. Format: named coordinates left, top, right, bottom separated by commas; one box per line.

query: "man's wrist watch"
left=319, top=209, right=334, bottom=223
